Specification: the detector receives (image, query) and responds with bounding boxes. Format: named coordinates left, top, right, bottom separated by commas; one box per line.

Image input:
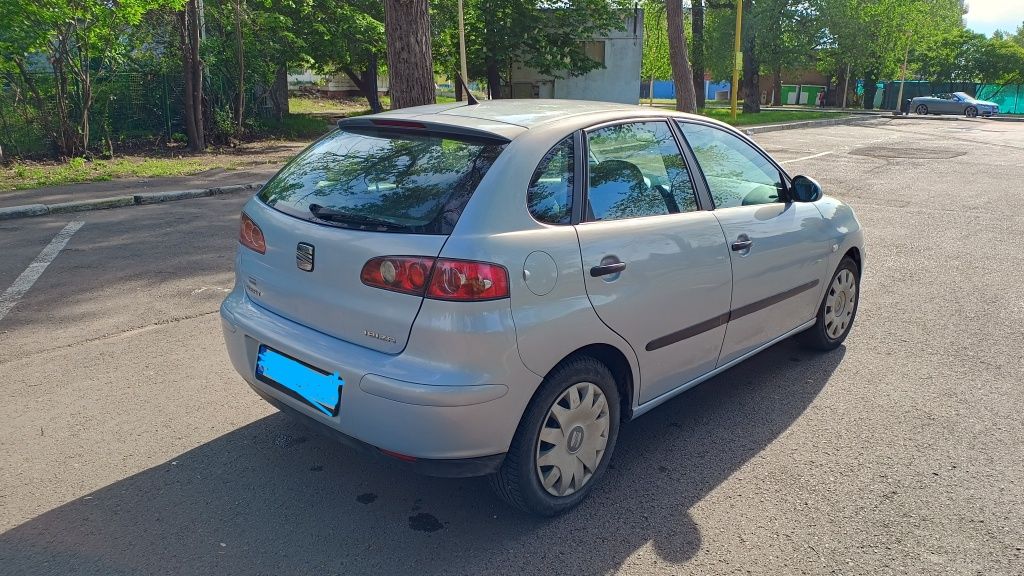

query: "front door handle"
left=731, top=237, right=753, bottom=251
left=590, top=261, right=627, bottom=277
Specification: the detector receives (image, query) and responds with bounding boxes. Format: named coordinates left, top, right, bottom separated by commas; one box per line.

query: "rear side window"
left=585, top=121, right=697, bottom=221
left=528, top=136, right=574, bottom=225
left=259, top=128, right=505, bottom=234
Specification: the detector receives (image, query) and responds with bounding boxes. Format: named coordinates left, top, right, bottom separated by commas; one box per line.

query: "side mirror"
left=790, top=175, right=823, bottom=202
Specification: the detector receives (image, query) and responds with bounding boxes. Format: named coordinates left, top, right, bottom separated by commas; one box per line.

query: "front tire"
left=915, top=104, right=928, bottom=115
left=797, top=257, right=860, bottom=351
left=966, top=106, right=978, bottom=118
left=490, top=356, right=620, bottom=516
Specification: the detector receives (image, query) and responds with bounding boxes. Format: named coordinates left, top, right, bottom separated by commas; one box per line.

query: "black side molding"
left=646, top=313, right=729, bottom=352
left=729, top=279, right=820, bottom=321
left=645, top=279, right=820, bottom=352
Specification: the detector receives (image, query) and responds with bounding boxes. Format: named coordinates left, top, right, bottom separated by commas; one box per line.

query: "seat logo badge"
left=296, top=243, right=314, bottom=272
left=567, top=426, right=585, bottom=454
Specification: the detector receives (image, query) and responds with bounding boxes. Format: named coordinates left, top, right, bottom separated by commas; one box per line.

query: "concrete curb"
left=0, top=182, right=263, bottom=222
left=48, top=195, right=136, bottom=214
left=744, top=115, right=881, bottom=135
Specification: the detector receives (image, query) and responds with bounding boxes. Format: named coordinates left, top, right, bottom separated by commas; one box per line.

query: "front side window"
left=677, top=122, right=785, bottom=209
left=584, top=121, right=697, bottom=221
left=259, top=128, right=505, bottom=234
left=527, top=136, right=574, bottom=225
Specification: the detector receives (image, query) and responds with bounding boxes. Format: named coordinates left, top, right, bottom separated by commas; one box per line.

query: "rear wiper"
left=308, top=204, right=408, bottom=230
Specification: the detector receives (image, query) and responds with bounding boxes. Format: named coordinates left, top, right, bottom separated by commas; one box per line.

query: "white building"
left=508, top=11, right=643, bottom=104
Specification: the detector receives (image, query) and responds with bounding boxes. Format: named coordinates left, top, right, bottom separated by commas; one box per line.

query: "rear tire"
left=966, top=106, right=978, bottom=118
left=490, top=356, right=620, bottom=516
left=797, top=257, right=860, bottom=351
left=915, top=104, right=928, bottom=115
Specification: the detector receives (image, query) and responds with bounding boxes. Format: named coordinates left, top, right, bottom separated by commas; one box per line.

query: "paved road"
left=1, top=118, right=1022, bottom=575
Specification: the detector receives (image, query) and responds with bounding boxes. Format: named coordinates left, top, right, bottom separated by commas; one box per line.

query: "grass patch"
left=258, top=114, right=332, bottom=139
left=0, top=157, right=240, bottom=191
left=289, top=94, right=458, bottom=116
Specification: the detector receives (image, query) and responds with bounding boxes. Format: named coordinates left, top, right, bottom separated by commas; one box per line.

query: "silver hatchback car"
left=221, top=100, right=864, bottom=515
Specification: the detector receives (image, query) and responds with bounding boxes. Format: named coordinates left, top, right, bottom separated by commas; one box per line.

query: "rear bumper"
left=253, top=385, right=504, bottom=477
left=220, top=287, right=540, bottom=470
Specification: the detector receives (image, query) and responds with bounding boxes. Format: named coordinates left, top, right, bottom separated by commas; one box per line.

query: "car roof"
left=360, top=99, right=727, bottom=141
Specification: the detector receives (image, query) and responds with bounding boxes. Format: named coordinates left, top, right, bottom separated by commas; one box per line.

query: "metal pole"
left=458, top=0, right=469, bottom=101
left=842, top=63, right=851, bottom=109
left=730, top=0, right=743, bottom=121
left=895, top=32, right=911, bottom=113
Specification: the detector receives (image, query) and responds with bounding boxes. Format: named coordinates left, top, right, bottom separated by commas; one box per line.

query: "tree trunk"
left=79, top=79, right=91, bottom=155
left=269, top=63, right=289, bottom=119
left=343, top=61, right=384, bottom=114
left=178, top=1, right=205, bottom=151
left=691, top=0, right=705, bottom=109
left=49, top=40, right=76, bottom=157
left=454, top=71, right=464, bottom=102
left=364, top=54, right=383, bottom=113
left=233, top=0, right=245, bottom=128
left=666, top=0, right=696, bottom=113
left=383, top=0, right=435, bottom=109
left=486, top=59, right=502, bottom=99
left=772, top=66, right=782, bottom=106
left=740, top=0, right=759, bottom=114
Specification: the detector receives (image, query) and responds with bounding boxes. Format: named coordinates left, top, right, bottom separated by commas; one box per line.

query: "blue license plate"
left=255, top=345, right=344, bottom=416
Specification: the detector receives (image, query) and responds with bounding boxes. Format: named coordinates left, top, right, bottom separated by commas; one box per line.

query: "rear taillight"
left=239, top=212, right=266, bottom=254
left=361, top=256, right=435, bottom=296
left=361, top=256, right=509, bottom=301
left=427, top=259, right=509, bottom=301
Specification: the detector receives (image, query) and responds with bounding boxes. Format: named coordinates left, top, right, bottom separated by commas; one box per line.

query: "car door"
left=574, top=120, right=733, bottom=404
left=937, top=94, right=958, bottom=114
left=676, top=120, right=830, bottom=365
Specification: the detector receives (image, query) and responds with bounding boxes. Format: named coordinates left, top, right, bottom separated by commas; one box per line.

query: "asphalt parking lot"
left=1, top=117, right=1022, bottom=575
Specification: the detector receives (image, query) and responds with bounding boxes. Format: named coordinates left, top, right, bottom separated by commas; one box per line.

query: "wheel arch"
left=843, top=246, right=862, bottom=273
left=543, top=343, right=636, bottom=422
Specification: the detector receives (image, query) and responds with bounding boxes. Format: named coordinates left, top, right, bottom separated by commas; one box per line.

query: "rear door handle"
left=731, top=238, right=753, bottom=251
left=590, top=262, right=627, bottom=277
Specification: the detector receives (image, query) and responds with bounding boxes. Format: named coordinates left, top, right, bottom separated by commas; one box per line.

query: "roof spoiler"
left=337, top=116, right=511, bottom=144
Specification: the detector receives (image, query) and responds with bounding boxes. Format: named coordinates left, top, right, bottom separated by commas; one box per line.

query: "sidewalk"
left=0, top=165, right=282, bottom=210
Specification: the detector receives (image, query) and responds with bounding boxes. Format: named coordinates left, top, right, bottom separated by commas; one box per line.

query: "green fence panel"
left=977, top=84, right=1022, bottom=115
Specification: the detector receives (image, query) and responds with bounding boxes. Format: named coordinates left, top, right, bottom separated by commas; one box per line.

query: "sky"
left=963, top=0, right=1024, bottom=36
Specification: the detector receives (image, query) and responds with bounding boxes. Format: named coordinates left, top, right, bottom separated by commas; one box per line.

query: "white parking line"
left=779, top=151, right=834, bottom=164
left=0, top=221, right=84, bottom=322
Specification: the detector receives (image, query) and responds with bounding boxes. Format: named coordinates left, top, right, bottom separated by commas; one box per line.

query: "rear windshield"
left=259, top=128, right=506, bottom=234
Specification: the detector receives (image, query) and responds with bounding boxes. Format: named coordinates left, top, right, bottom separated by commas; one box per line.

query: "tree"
left=691, top=0, right=706, bottom=108
left=755, top=0, right=819, bottom=106
left=814, top=0, right=963, bottom=109
left=666, top=0, right=696, bottom=112
left=178, top=0, right=204, bottom=151
left=1, top=0, right=181, bottom=156
left=641, top=1, right=671, bottom=101
left=292, top=0, right=386, bottom=113
left=384, top=0, right=436, bottom=109
left=739, top=0, right=759, bottom=112
left=974, top=37, right=1024, bottom=85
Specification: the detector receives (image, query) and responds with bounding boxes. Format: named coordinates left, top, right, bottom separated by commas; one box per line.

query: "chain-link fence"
left=1, top=68, right=275, bottom=159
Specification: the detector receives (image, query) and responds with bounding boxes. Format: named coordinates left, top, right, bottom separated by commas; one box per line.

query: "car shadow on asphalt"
left=0, top=339, right=844, bottom=576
